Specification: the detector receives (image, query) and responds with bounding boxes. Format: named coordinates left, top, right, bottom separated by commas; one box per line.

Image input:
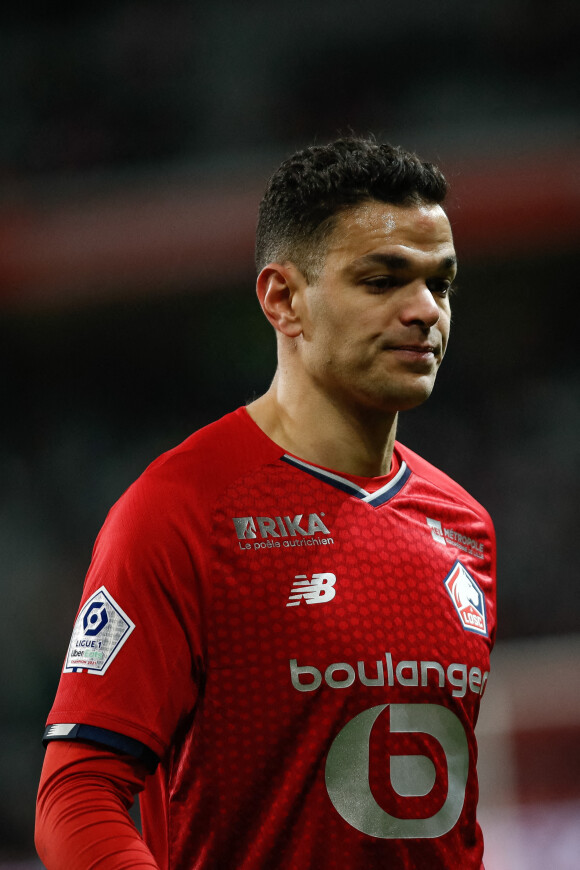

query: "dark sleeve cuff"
left=43, top=723, right=159, bottom=773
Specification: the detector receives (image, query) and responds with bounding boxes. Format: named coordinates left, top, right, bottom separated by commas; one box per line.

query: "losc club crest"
left=444, top=561, right=488, bottom=637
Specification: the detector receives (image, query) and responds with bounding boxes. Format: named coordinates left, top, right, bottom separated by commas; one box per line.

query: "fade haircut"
left=255, top=136, right=448, bottom=282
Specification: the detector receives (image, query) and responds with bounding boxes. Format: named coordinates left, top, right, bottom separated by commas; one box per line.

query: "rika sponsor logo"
left=286, top=572, right=337, bottom=607
left=426, top=517, right=484, bottom=559
left=444, top=561, right=488, bottom=637
left=233, top=512, right=334, bottom=551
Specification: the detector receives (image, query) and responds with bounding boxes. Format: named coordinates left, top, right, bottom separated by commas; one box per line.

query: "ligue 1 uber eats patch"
left=64, top=586, right=135, bottom=675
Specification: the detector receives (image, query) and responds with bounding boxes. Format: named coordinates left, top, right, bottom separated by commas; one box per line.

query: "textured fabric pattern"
left=46, top=407, right=496, bottom=869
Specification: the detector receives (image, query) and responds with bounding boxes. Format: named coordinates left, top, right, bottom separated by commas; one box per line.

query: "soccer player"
left=36, top=136, right=496, bottom=869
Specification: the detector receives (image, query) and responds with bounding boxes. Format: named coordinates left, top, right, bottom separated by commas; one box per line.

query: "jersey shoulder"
left=109, top=407, right=280, bottom=526
left=149, top=406, right=276, bottom=484
left=396, top=440, right=494, bottom=529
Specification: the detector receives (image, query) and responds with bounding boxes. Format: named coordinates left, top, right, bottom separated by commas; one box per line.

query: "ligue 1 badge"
left=64, top=586, right=135, bottom=675
left=444, top=561, right=488, bottom=637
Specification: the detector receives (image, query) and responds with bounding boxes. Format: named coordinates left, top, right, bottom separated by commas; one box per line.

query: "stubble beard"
left=341, top=352, right=441, bottom=416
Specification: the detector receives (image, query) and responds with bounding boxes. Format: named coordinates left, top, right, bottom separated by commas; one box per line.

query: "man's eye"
left=429, top=280, right=455, bottom=297
left=364, top=277, right=397, bottom=292
left=363, top=277, right=456, bottom=296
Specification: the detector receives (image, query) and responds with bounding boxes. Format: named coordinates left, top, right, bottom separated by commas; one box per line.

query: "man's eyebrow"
left=349, top=253, right=458, bottom=272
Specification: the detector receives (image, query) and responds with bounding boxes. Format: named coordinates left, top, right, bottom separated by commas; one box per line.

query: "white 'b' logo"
left=325, top=703, right=468, bottom=838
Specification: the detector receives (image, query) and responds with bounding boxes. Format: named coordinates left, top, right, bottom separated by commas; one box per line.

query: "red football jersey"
left=45, top=407, right=496, bottom=869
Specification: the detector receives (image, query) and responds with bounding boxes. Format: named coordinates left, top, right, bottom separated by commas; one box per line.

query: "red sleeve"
left=35, top=741, right=160, bottom=870
left=46, top=464, right=206, bottom=761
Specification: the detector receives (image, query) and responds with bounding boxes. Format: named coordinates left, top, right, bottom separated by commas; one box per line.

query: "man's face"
left=291, top=200, right=457, bottom=414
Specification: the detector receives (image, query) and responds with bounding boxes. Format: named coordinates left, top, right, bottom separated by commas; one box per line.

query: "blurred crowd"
left=1, top=0, right=579, bottom=862
left=2, top=0, right=578, bottom=180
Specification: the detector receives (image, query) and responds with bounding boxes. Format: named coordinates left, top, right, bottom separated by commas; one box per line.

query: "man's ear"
left=256, top=263, right=305, bottom=337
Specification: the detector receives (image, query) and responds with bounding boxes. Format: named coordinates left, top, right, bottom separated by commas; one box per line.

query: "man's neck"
left=246, top=374, right=399, bottom=478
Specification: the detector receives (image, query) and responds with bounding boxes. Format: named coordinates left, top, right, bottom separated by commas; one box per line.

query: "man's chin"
left=373, top=377, right=437, bottom=413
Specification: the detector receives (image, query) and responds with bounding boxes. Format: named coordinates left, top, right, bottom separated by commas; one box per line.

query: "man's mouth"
left=384, top=343, right=439, bottom=356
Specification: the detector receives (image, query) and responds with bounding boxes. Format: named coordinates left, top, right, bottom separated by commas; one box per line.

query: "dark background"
left=1, top=0, right=579, bottom=862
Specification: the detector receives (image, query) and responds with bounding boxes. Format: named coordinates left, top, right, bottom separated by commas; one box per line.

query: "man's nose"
left=398, top=282, right=441, bottom=328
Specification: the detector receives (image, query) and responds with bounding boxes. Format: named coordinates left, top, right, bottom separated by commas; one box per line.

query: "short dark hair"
left=255, top=136, right=448, bottom=281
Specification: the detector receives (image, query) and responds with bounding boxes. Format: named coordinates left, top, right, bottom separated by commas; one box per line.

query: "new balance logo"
left=286, top=573, right=336, bottom=607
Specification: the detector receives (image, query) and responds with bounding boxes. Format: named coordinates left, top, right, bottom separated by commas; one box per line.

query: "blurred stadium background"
left=1, top=1, right=579, bottom=867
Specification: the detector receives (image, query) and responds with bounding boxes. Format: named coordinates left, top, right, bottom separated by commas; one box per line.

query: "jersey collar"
left=280, top=454, right=411, bottom=507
